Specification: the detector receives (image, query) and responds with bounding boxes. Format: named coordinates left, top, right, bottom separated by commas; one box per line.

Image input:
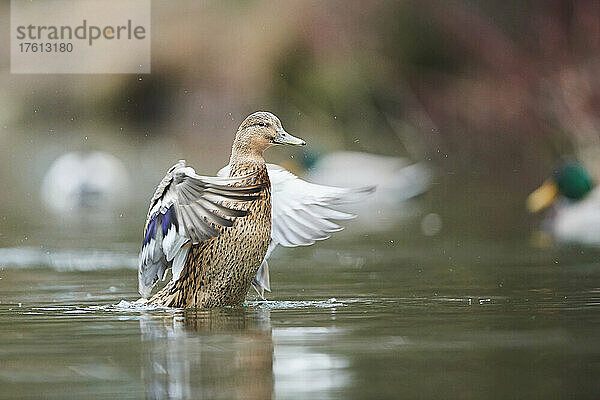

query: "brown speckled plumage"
left=143, top=111, right=305, bottom=308
left=149, top=160, right=271, bottom=308
left=139, top=112, right=373, bottom=308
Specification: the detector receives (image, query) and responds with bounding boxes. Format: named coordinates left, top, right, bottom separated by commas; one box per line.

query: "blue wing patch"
left=161, top=205, right=177, bottom=236
left=143, top=214, right=158, bottom=247
left=143, top=205, right=178, bottom=248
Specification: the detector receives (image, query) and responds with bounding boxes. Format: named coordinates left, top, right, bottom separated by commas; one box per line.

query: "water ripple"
left=0, top=246, right=137, bottom=271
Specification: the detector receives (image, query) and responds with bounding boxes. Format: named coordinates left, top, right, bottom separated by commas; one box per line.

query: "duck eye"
left=257, top=122, right=266, bottom=127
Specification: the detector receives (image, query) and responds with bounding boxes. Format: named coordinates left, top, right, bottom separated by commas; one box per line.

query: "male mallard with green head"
left=527, top=162, right=600, bottom=245
left=138, top=112, right=373, bottom=308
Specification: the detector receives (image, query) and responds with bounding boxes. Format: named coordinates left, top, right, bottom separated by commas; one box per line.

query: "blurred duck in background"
left=303, top=151, right=432, bottom=232
left=41, top=151, right=130, bottom=217
left=527, top=162, right=600, bottom=245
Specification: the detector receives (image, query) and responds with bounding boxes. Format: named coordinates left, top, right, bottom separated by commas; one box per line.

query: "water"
left=1, top=220, right=600, bottom=399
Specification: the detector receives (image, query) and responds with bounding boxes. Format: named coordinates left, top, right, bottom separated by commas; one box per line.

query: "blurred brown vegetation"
left=2, top=0, right=600, bottom=236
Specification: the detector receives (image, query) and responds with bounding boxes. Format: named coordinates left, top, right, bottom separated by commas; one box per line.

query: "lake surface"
left=1, top=216, right=600, bottom=399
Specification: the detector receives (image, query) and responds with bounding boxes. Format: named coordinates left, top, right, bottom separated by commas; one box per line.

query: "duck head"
left=232, top=112, right=305, bottom=160
left=527, top=162, right=594, bottom=213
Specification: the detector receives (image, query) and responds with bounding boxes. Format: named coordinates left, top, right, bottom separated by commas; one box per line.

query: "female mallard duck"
left=527, top=162, right=600, bottom=245
left=138, top=111, right=373, bottom=308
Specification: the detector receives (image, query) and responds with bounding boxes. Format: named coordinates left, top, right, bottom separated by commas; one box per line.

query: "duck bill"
left=273, top=130, right=306, bottom=146
left=527, top=179, right=559, bottom=213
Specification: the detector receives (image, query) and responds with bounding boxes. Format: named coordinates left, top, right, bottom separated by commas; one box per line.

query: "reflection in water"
left=138, top=304, right=354, bottom=399
left=273, top=327, right=351, bottom=397
left=140, top=308, right=273, bottom=399
left=2, top=260, right=599, bottom=398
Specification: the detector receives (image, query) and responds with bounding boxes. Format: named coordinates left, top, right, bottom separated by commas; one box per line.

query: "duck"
left=41, top=151, right=130, bottom=216
left=527, top=162, right=600, bottom=245
left=138, top=112, right=374, bottom=308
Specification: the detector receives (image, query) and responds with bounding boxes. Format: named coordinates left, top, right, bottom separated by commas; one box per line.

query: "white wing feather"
left=138, top=160, right=262, bottom=298
left=219, top=163, right=374, bottom=297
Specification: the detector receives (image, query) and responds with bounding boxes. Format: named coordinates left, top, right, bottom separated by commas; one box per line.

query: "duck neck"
left=229, top=146, right=267, bottom=178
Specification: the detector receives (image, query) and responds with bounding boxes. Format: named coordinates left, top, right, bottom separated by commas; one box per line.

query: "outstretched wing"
left=138, top=160, right=263, bottom=298
left=218, top=163, right=375, bottom=298
left=267, top=164, right=374, bottom=247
